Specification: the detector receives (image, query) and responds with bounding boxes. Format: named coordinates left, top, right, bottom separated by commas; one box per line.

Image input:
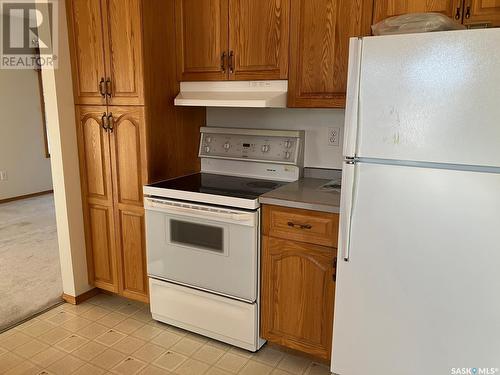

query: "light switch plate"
left=0, top=171, right=7, bottom=181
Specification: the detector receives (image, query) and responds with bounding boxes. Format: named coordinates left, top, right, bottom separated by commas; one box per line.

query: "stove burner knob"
left=285, top=151, right=291, bottom=159
left=261, top=145, right=270, bottom=153
left=284, top=140, right=292, bottom=148
left=204, top=146, right=210, bottom=153
left=223, top=142, right=231, bottom=150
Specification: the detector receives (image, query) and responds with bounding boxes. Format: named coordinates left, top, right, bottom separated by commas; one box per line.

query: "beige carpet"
left=0, top=194, right=63, bottom=331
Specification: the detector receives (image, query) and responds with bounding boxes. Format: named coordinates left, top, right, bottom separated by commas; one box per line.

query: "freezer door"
left=355, top=29, right=500, bottom=168
left=333, top=162, right=500, bottom=375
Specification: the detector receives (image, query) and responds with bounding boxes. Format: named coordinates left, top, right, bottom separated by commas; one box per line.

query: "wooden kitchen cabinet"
left=175, top=0, right=229, bottom=81
left=67, top=0, right=144, bottom=106
left=108, top=106, right=148, bottom=209
left=66, top=0, right=107, bottom=105
left=175, top=0, right=289, bottom=81
left=109, top=106, right=148, bottom=301
left=261, top=205, right=338, bottom=361
left=463, top=0, right=500, bottom=27
left=68, top=0, right=205, bottom=303
left=287, top=0, right=373, bottom=108
left=76, top=107, right=118, bottom=292
left=373, top=0, right=461, bottom=24
left=228, top=0, right=290, bottom=80
left=116, top=206, right=148, bottom=302
left=76, top=106, right=148, bottom=299
left=373, top=0, right=500, bottom=27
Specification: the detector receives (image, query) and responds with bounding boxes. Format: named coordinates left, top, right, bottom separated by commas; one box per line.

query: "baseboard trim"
left=0, top=189, right=54, bottom=204
left=62, top=288, right=100, bottom=305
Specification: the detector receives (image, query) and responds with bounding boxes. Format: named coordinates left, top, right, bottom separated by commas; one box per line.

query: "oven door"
left=145, top=197, right=259, bottom=302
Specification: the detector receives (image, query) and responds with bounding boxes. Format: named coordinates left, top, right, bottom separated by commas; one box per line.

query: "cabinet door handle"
left=107, top=113, right=114, bottom=133
left=99, top=78, right=105, bottom=97
left=455, top=6, right=461, bottom=20
left=229, top=50, right=234, bottom=74
left=287, top=221, right=312, bottom=230
left=332, top=256, right=337, bottom=282
left=220, top=52, right=226, bottom=73
left=465, top=5, right=471, bottom=19
left=105, top=78, right=112, bottom=98
left=101, top=112, right=108, bottom=131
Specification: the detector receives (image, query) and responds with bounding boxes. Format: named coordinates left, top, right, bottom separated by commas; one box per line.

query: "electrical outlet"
left=328, top=127, right=340, bottom=146
left=0, top=171, right=7, bottom=181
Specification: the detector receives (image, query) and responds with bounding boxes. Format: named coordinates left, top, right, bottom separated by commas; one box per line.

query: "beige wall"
left=39, top=0, right=92, bottom=297
left=0, top=69, right=53, bottom=200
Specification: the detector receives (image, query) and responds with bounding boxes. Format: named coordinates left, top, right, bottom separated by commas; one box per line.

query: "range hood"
left=174, top=80, right=288, bottom=108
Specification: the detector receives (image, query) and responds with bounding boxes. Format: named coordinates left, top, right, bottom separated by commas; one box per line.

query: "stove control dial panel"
left=199, top=128, right=303, bottom=165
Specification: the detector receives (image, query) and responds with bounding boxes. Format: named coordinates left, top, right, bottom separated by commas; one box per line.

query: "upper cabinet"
left=175, top=0, right=290, bottom=81
left=463, top=0, right=500, bottom=27
left=66, top=0, right=107, bottom=105
left=373, top=0, right=460, bottom=23
left=67, top=0, right=144, bottom=106
left=287, top=0, right=373, bottom=108
left=228, top=0, right=290, bottom=80
left=374, top=0, right=500, bottom=27
left=175, top=0, right=229, bottom=81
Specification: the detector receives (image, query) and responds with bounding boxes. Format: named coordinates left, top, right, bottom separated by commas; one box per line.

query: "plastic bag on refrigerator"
left=372, top=12, right=466, bottom=36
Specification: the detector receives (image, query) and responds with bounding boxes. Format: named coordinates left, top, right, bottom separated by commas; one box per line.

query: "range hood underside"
left=174, top=80, right=288, bottom=108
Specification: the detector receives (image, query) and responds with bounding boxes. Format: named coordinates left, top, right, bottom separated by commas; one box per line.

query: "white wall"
left=206, top=107, right=345, bottom=169
left=39, top=0, right=92, bottom=297
left=0, top=69, right=53, bottom=200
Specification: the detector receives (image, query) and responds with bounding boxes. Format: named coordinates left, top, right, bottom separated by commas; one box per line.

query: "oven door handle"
left=144, top=198, right=257, bottom=226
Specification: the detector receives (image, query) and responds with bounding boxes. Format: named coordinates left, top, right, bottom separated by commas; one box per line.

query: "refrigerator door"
left=332, top=162, right=500, bottom=375
left=353, top=29, right=500, bottom=167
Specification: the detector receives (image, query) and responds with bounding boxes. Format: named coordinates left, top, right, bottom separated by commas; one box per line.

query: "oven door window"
left=169, top=219, right=225, bottom=253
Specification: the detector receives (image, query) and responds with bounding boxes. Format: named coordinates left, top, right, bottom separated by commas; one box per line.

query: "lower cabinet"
left=116, top=206, right=148, bottom=302
left=76, top=105, right=149, bottom=302
left=261, top=205, right=338, bottom=361
left=86, top=202, right=119, bottom=292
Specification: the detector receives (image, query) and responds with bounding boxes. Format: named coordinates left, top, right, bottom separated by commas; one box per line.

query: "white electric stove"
left=143, top=127, right=304, bottom=351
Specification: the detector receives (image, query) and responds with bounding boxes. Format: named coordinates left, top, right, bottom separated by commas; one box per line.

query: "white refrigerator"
left=333, top=29, right=500, bottom=375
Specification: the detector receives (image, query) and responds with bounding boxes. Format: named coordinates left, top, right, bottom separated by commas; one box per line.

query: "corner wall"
left=38, top=0, right=92, bottom=297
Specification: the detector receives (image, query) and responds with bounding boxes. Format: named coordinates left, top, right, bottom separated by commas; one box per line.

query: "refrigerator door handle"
left=343, top=37, right=363, bottom=158
left=340, top=161, right=356, bottom=262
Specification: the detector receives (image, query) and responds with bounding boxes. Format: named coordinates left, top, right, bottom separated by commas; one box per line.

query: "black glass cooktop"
left=148, top=173, right=287, bottom=200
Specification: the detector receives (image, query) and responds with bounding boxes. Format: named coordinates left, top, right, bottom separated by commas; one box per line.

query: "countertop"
left=259, top=178, right=341, bottom=213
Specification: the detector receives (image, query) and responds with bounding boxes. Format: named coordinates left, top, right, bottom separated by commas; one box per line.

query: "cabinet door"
left=67, top=0, right=107, bottom=105
left=76, top=107, right=113, bottom=206
left=116, top=207, right=148, bottom=302
left=288, top=0, right=373, bottom=108
left=75, top=106, right=118, bottom=292
left=261, top=236, right=336, bottom=360
left=102, top=0, right=144, bottom=105
left=373, top=0, right=461, bottom=23
left=228, top=0, right=290, bottom=80
left=463, top=0, right=500, bottom=27
left=108, top=106, right=148, bottom=302
left=175, top=0, right=229, bottom=81
left=108, top=106, right=148, bottom=208
left=86, top=203, right=119, bottom=292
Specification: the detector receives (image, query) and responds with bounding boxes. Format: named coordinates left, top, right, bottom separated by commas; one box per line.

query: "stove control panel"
left=199, top=127, right=304, bottom=165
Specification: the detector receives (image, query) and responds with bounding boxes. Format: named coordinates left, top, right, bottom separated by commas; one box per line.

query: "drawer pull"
left=287, top=221, right=312, bottom=230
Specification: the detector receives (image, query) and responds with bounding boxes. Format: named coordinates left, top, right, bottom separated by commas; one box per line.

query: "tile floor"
left=0, top=293, right=331, bottom=375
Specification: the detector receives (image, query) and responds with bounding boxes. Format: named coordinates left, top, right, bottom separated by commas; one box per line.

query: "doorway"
left=0, top=67, right=63, bottom=331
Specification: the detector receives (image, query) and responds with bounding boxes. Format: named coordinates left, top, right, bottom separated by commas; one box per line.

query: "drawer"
left=262, top=205, right=339, bottom=248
